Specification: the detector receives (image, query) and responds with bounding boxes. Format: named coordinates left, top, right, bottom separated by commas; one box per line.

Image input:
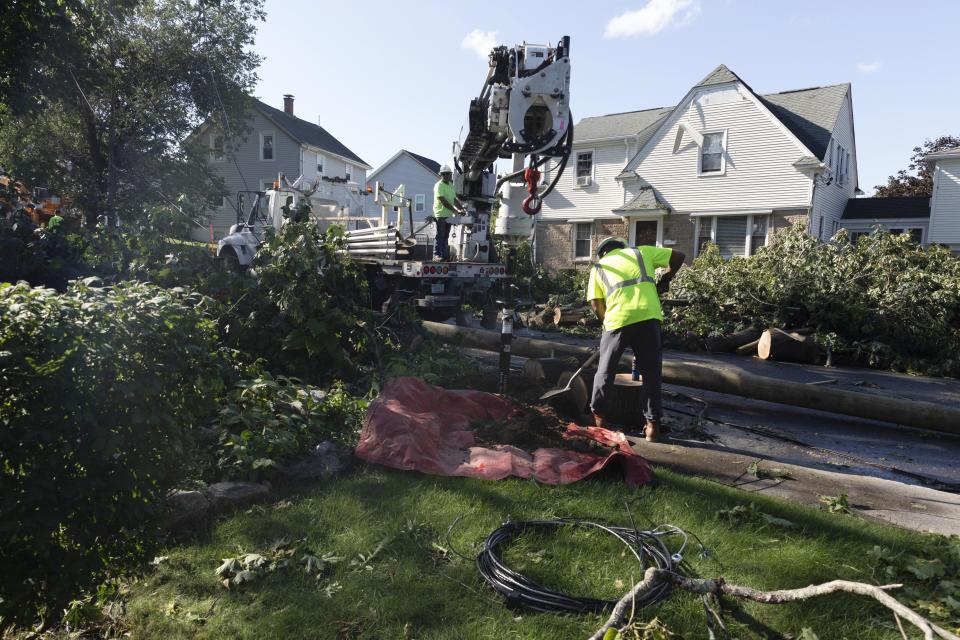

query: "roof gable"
left=367, top=149, right=442, bottom=182
left=620, top=66, right=851, bottom=176
left=404, top=150, right=441, bottom=174
left=254, top=99, right=369, bottom=167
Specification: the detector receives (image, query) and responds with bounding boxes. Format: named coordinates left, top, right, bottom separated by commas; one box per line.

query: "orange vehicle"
left=0, top=173, right=72, bottom=227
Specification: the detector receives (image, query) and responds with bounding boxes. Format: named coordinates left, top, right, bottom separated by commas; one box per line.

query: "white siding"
left=812, top=91, right=857, bottom=239
left=539, top=139, right=634, bottom=221
left=929, top=158, right=960, bottom=244
left=364, top=153, right=440, bottom=237
left=629, top=86, right=812, bottom=213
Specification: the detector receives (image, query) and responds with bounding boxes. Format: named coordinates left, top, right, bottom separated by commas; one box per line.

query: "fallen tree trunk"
left=554, top=307, right=590, bottom=326
left=735, top=338, right=761, bottom=357
left=704, top=327, right=762, bottom=353
left=588, top=567, right=960, bottom=640
left=421, top=321, right=960, bottom=436
left=758, top=328, right=821, bottom=364
left=522, top=357, right=579, bottom=385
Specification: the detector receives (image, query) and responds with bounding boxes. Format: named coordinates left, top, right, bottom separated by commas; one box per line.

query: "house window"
left=750, top=215, right=769, bottom=255
left=696, top=217, right=714, bottom=255
left=317, top=154, right=325, bottom=174
left=831, top=220, right=839, bottom=238
left=414, top=194, right=425, bottom=213
left=574, top=222, right=592, bottom=259
left=850, top=230, right=868, bottom=244
left=845, top=151, right=851, bottom=186
left=207, top=190, right=227, bottom=208
left=575, top=151, right=593, bottom=186
left=345, top=164, right=352, bottom=182
left=699, top=132, right=725, bottom=174
left=890, top=227, right=923, bottom=243
left=697, top=214, right=770, bottom=258
left=260, top=133, right=274, bottom=161
left=210, top=135, right=224, bottom=162
left=715, top=216, right=747, bottom=258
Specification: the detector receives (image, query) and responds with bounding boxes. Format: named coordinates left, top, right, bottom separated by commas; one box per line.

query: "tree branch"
left=588, top=568, right=960, bottom=640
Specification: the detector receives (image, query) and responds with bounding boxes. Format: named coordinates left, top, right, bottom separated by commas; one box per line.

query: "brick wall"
left=771, top=209, right=810, bottom=235
left=536, top=222, right=573, bottom=272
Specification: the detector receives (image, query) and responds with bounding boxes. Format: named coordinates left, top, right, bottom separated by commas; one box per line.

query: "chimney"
left=283, top=94, right=294, bottom=116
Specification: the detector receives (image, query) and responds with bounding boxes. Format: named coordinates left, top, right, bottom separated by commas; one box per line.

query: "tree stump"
left=757, top=328, right=821, bottom=364
left=704, top=327, right=762, bottom=353
left=522, top=357, right=580, bottom=385
left=603, top=373, right=648, bottom=427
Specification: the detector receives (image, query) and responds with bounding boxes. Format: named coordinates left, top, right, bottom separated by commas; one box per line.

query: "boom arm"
left=452, top=36, right=573, bottom=247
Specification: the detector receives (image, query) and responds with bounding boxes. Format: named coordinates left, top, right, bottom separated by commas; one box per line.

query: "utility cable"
left=475, top=518, right=685, bottom=614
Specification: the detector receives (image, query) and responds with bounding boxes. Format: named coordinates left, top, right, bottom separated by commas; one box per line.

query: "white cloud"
left=604, top=0, right=701, bottom=38
left=857, top=61, right=882, bottom=74
left=461, top=29, right=498, bottom=60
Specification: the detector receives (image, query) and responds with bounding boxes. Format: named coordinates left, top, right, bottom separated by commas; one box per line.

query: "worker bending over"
left=432, top=165, right=464, bottom=260
left=587, top=237, right=685, bottom=441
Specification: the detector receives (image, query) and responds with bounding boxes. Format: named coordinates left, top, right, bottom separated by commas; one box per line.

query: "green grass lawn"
left=123, top=465, right=943, bottom=639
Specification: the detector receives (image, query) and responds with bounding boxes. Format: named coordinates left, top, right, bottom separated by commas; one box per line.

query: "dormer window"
left=699, top=132, right=725, bottom=175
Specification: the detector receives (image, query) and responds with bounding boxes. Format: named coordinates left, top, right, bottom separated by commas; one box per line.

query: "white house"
left=838, top=149, right=960, bottom=251
left=364, top=149, right=441, bottom=242
left=927, top=149, right=960, bottom=251
left=536, top=65, right=859, bottom=270
left=197, top=94, right=371, bottom=241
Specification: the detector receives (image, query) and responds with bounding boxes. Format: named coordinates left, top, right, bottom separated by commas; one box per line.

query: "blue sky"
left=253, top=0, right=958, bottom=195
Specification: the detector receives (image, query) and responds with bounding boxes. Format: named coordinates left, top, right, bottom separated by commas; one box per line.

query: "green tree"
left=874, top=135, right=960, bottom=197
left=0, top=0, right=264, bottom=227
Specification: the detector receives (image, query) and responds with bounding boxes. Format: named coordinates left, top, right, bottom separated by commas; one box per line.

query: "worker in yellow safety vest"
left=432, top=165, right=465, bottom=260
left=587, top=236, right=685, bottom=441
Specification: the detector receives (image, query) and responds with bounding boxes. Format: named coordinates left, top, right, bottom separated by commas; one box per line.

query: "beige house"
left=535, top=65, right=859, bottom=270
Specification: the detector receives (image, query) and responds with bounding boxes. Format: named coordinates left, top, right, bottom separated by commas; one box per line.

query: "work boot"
left=643, top=420, right=661, bottom=442
left=592, top=413, right=607, bottom=429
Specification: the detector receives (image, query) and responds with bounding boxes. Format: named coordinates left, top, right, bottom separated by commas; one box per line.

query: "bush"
left=243, top=222, right=401, bottom=383
left=212, top=375, right=367, bottom=480
left=0, top=280, right=224, bottom=626
left=669, top=225, right=960, bottom=375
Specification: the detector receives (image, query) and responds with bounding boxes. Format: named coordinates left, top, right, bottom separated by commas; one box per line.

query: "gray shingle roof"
left=614, top=187, right=667, bottom=212
left=843, top=197, right=930, bottom=220
left=761, top=84, right=850, bottom=160
left=695, top=64, right=745, bottom=89
left=404, top=150, right=441, bottom=174
left=574, top=107, right=672, bottom=142
left=255, top=99, right=369, bottom=167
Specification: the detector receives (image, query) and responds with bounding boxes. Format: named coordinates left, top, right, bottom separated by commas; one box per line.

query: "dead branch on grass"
left=588, top=567, right=960, bottom=640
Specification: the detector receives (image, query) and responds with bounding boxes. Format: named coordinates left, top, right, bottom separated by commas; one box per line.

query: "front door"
left=634, top=220, right=658, bottom=246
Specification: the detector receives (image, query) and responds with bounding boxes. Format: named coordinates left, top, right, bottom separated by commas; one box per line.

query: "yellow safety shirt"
left=433, top=179, right=457, bottom=219
left=586, top=245, right=672, bottom=331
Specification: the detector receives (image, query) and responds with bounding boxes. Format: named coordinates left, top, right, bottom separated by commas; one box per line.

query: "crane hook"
left=522, top=194, right=542, bottom=215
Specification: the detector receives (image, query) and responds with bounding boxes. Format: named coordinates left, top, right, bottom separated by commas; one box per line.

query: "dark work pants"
left=434, top=218, right=451, bottom=260
left=590, top=319, right=662, bottom=423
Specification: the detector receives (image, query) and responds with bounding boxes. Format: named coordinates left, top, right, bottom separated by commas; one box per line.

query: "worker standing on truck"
left=432, top=165, right=464, bottom=260
left=587, top=237, right=685, bottom=441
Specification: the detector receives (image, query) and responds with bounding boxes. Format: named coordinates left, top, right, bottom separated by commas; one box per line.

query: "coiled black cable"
left=476, top=519, right=685, bottom=614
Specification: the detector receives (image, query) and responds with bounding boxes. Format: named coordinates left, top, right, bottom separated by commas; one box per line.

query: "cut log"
left=553, top=307, right=591, bottom=326
left=704, top=327, right=763, bottom=353
left=421, top=321, right=960, bottom=435
left=524, top=307, right=554, bottom=330
left=757, top=328, right=821, bottom=364
left=521, top=357, right=580, bottom=385
left=577, top=316, right=601, bottom=328
left=735, top=338, right=761, bottom=357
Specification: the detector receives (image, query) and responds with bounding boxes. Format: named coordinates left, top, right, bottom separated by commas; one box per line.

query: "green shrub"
left=212, top=375, right=367, bottom=480
left=669, top=225, right=960, bottom=375
left=0, top=280, right=224, bottom=627
left=244, top=222, right=399, bottom=383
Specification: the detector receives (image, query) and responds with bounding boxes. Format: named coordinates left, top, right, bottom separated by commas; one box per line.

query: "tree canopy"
left=0, top=0, right=264, bottom=227
left=874, top=135, right=960, bottom=197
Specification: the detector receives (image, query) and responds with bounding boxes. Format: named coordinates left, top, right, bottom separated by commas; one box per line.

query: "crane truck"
left=216, top=36, right=572, bottom=329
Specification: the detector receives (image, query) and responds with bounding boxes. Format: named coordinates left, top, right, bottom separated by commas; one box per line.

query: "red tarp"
left=354, top=377, right=652, bottom=486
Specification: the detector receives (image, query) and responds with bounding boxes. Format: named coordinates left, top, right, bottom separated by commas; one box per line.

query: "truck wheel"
left=219, top=249, right=244, bottom=274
